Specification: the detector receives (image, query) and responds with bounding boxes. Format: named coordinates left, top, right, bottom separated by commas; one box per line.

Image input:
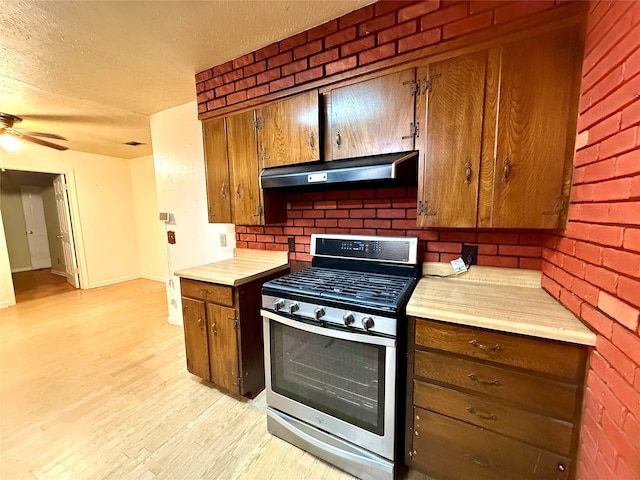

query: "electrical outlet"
left=220, top=233, right=227, bottom=247
left=461, top=244, right=478, bottom=266
left=288, top=237, right=295, bottom=252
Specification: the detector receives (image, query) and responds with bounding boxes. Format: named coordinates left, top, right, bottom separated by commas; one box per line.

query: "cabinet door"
left=330, top=69, right=417, bottom=160
left=181, top=297, right=210, bottom=381
left=207, top=303, right=240, bottom=394
left=258, top=90, right=320, bottom=168
left=488, top=28, right=580, bottom=228
left=226, top=110, right=263, bottom=225
left=417, top=52, right=486, bottom=228
left=202, top=117, right=232, bottom=223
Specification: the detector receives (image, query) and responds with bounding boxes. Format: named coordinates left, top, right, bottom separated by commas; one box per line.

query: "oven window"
left=269, top=320, right=386, bottom=435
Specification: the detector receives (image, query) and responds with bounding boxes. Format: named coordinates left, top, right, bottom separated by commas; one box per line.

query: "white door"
left=20, top=186, right=52, bottom=270
left=54, top=175, right=80, bottom=288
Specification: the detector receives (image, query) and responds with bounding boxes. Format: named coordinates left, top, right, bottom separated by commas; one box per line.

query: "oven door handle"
left=261, top=309, right=396, bottom=348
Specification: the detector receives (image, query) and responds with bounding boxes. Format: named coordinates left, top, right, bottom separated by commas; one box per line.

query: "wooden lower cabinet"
left=180, top=272, right=286, bottom=398
left=406, top=318, right=589, bottom=480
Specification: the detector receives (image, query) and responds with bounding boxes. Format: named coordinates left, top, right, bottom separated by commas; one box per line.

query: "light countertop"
left=174, top=249, right=289, bottom=287
left=407, top=263, right=596, bottom=346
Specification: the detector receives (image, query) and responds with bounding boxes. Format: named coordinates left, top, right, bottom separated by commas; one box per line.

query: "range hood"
left=260, top=150, right=418, bottom=189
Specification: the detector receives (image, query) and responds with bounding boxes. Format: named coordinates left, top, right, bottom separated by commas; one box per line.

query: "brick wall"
left=235, top=187, right=547, bottom=267
left=196, top=0, right=568, bottom=115
left=541, top=1, right=640, bottom=478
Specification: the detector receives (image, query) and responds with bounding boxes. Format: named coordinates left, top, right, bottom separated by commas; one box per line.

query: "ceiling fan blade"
left=20, top=134, right=68, bottom=151
left=19, top=130, right=67, bottom=140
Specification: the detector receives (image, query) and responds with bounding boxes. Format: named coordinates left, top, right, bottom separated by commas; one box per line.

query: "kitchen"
left=1, top=1, right=639, bottom=479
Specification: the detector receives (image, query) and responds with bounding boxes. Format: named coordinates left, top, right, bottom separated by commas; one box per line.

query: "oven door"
left=262, top=309, right=397, bottom=460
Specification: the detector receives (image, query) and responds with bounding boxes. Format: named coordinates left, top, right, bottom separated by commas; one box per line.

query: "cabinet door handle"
left=221, top=182, right=227, bottom=198
left=502, top=158, right=511, bottom=184
left=468, top=373, right=501, bottom=386
left=197, top=317, right=204, bottom=330
left=236, top=184, right=241, bottom=197
left=211, top=321, right=217, bottom=335
left=309, top=131, right=315, bottom=149
left=465, top=161, right=472, bottom=185
left=466, top=406, right=497, bottom=420
left=335, top=131, right=341, bottom=148
left=469, top=339, right=502, bottom=351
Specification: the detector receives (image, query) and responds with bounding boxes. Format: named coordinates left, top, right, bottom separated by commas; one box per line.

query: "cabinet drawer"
left=414, top=349, right=577, bottom=421
left=180, top=279, right=234, bottom=306
left=413, top=380, right=573, bottom=455
left=414, top=318, right=585, bottom=381
left=410, top=407, right=571, bottom=480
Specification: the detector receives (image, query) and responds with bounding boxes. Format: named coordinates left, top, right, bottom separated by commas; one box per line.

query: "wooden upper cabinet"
left=330, top=69, right=417, bottom=160
left=203, top=117, right=232, bottom=223
left=481, top=27, right=581, bottom=228
left=257, top=90, right=320, bottom=168
left=207, top=303, right=240, bottom=394
left=417, top=52, right=487, bottom=228
left=226, top=110, right=265, bottom=225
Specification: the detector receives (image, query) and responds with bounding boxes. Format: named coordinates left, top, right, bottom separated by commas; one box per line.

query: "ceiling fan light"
left=0, top=134, right=21, bottom=152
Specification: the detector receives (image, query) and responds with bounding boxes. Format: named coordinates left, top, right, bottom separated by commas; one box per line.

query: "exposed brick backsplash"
left=540, top=1, right=640, bottom=478
left=235, top=187, right=548, bottom=269
left=196, top=0, right=568, bottom=115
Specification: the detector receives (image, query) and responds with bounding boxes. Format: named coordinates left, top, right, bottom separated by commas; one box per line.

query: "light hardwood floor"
left=0, top=279, right=429, bottom=480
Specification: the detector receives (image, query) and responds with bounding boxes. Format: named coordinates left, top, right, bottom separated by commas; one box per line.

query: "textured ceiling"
left=0, top=0, right=373, bottom=159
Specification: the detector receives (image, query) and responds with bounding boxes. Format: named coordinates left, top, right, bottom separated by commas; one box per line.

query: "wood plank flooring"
left=0, top=279, right=430, bottom=480
left=11, top=269, right=77, bottom=303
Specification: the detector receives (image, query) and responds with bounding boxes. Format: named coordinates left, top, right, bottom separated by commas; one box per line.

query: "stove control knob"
left=342, top=313, right=355, bottom=326
left=314, top=307, right=325, bottom=320
left=362, top=316, right=374, bottom=331
left=288, top=302, right=300, bottom=314
left=274, top=299, right=285, bottom=311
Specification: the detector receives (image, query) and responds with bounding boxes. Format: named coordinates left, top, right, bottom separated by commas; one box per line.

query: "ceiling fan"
left=0, top=112, right=68, bottom=151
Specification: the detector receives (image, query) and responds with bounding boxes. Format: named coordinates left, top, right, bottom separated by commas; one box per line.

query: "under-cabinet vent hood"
left=260, top=151, right=418, bottom=189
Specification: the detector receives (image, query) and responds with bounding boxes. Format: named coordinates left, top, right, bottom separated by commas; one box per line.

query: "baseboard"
left=168, top=315, right=183, bottom=327
left=51, top=269, right=66, bottom=277
left=10, top=266, right=32, bottom=273
left=87, top=274, right=140, bottom=289
left=0, top=300, right=15, bottom=309
left=141, top=274, right=165, bottom=282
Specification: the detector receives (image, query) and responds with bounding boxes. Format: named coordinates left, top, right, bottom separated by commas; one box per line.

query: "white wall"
left=130, top=155, right=166, bottom=281
left=0, top=144, right=141, bottom=307
left=150, top=101, right=235, bottom=325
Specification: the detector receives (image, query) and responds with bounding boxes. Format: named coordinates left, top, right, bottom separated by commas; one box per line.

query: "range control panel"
left=311, top=234, right=417, bottom=264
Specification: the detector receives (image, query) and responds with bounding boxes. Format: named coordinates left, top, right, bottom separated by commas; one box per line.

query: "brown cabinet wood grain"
left=406, top=317, right=589, bottom=480
left=329, top=69, right=417, bottom=160
left=417, top=25, right=582, bottom=229
left=257, top=89, right=320, bottom=168
left=202, top=117, right=232, bottom=223
left=180, top=269, right=287, bottom=398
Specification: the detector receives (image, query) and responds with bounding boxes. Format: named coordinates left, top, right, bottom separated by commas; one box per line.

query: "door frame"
left=1, top=167, right=87, bottom=305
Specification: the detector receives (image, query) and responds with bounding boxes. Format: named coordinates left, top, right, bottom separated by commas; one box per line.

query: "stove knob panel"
left=274, top=299, right=285, bottom=311
left=362, top=316, right=375, bottom=331
left=314, top=307, right=326, bottom=320
left=288, top=302, right=300, bottom=314
left=342, top=312, right=355, bottom=326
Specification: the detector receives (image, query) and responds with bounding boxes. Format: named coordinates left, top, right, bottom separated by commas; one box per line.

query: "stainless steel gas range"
left=261, top=234, right=420, bottom=480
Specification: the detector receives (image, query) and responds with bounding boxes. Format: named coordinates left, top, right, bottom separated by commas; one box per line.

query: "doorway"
left=0, top=169, right=80, bottom=302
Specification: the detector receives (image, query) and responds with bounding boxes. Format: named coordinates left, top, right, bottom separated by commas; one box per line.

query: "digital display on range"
left=316, top=238, right=411, bottom=262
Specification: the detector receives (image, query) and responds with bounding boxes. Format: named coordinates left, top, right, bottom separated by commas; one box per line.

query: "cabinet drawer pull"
left=309, top=131, right=315, bottom=149
left=469, top=339, right=502, bottom=351
left=465, top=454, right=490, bottom=469
left=466, top=406, right=497, bottom=420
left=502, top=158, right=511, bottom=184
left=464, top=161, right=472, bottom=185
left=199, top=289, right=211, bottom=295
left=468, top=373, right=501, bottom=386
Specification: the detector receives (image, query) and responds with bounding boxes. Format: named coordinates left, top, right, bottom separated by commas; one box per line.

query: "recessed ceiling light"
left=124, top=141, right=146, bottom=146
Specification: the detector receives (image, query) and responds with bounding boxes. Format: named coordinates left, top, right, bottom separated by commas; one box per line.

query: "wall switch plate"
left=288, top=237, right=295, bottom=252
left=461, top=244, right=478, bottom=265
left=220, top=233, right=227, bottom=247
